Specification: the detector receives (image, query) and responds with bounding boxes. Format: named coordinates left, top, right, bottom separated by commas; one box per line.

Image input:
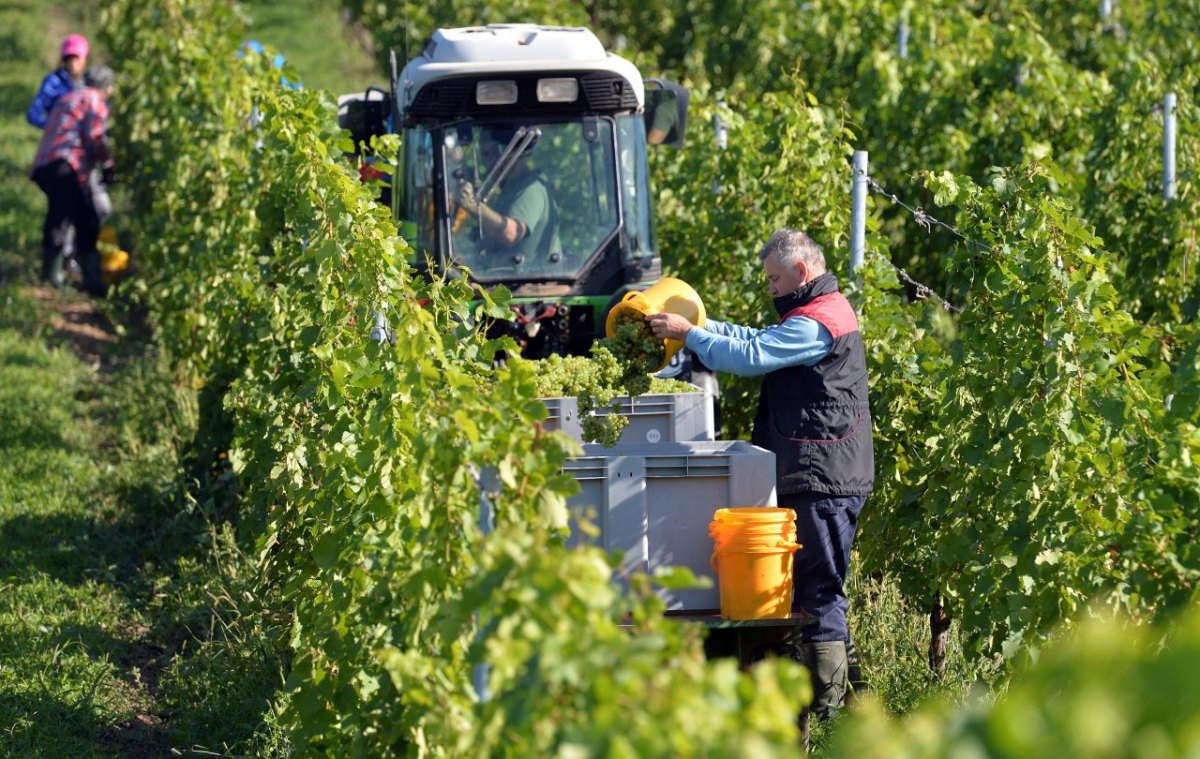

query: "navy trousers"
left=779, top=492, right=866, bottom=643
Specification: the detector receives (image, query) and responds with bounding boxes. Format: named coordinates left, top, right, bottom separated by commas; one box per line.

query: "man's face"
left=482, top=138, right=504, bottom=162
left=481, top=135, right=530, bottom=177
left=763, top=255, right=805, bottom=298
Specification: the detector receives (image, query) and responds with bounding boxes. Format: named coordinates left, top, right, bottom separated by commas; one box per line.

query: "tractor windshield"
left=443, top=119, right=619, bottom=282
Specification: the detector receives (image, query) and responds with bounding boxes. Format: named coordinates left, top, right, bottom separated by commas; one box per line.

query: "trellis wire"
left=847, top=156, right=963, bottom=313
left=867, top=176, right=993, bottom=252
left=878, top=252, right=962, bottom=313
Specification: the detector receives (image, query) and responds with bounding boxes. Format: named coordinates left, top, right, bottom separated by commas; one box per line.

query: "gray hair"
left=84, top=65, right=115, bottom=90
left=758, top=228, right=826, bottom=272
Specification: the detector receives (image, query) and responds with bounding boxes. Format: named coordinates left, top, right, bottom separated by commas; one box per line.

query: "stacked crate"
left=546, top=392, right=778, bottom=611
left=542, top=393, right=715, bottom=445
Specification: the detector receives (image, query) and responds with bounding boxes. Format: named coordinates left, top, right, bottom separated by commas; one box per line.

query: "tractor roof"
left=398, top=24, right=644, bottom=111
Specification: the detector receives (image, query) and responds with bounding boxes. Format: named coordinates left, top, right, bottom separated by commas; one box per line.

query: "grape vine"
left=102, top=2, right=810, bottom=755
left=103, top=0, right=1200, bottom=751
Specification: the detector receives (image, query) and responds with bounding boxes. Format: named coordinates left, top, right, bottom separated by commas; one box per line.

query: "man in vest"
left=647, top=228, right=874, bottom=718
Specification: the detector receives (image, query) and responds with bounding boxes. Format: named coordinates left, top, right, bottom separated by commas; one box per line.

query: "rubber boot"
left=79, top=248, right=108, bottom=298
left=801, top=641, right=848, bottom=720
left=42, top=246, right=66, bottom=289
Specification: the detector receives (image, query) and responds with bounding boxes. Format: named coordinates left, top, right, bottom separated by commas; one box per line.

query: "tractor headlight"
left=476, top=80, right=518, bottom=105
left=537, top=78, right=578, bottom=103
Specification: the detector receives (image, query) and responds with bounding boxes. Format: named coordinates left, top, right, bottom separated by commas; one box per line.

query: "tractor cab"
left=341, top=24, right=689, bottom=360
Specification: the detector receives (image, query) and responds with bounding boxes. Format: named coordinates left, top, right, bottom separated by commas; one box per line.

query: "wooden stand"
left=665, top=608, right=816, bottom=750
left=664, top=609, right=814, bottom=668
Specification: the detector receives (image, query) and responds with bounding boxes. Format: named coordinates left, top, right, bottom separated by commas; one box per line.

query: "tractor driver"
left=454, top=127, right=559, bottom=262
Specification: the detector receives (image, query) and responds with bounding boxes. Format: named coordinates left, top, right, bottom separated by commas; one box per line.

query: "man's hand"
left=457, top=181, right=480, bottom=214
left=647, top=312, right=694, bottom=341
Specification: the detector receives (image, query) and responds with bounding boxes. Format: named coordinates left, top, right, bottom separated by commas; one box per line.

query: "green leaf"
left=1035, top=549, right=1061, bottom=566
left=928, top=171, right=961, bottom=206
left=313, top=532, right=342, bottom=570
left=652, top=565, right=713, bottom=590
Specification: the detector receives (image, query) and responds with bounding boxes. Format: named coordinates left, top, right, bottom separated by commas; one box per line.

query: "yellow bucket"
left=710, top=522, right=796, bottom=544
left=709, top=507, right=800, bottom=620
left=97, top=226, right=130, bottom=284
left=605, top=277, right=706, bottom=371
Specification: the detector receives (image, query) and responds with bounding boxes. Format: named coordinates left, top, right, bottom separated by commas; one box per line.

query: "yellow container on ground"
left=97, top=225, right=130, bottom=284
left=709, top=507, right=800, bottom=620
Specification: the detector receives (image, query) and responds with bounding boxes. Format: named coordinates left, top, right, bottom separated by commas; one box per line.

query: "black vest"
left=750, top=274, right=875, bottom=496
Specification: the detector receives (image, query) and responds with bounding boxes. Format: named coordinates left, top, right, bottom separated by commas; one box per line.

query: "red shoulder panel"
left=781, top=292, right=859, bottom=338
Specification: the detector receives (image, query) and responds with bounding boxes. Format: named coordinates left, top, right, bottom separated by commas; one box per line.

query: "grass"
left=0, top=0, right=56, bottom=287
left=847, top=569, right=997, bottom=715
left=0, top=326, right=291, bottom=756
left=0, top=1, right=304, bottom=755
left=803, top=568, right=1001, bottom=754
left=238, top=0, right=385, bottom=95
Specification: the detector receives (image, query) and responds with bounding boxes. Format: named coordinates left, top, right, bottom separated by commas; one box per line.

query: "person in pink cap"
left=27, top=34, right=89, bottom=129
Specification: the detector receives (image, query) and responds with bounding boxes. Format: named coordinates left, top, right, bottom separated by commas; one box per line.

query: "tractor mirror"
left=337, top=86, right=391, bottom=155
left=644, top=79, right=689, bottom=149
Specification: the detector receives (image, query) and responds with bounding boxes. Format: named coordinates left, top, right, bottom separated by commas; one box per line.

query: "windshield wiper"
left=475, top=127, right=541, bottom=205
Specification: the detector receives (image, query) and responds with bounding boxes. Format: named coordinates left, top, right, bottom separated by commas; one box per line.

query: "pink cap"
left=61, top=34, right=88, bottom=59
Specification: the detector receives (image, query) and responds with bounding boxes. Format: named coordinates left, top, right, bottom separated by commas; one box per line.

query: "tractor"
left=340, top=23, right=713, bottom=392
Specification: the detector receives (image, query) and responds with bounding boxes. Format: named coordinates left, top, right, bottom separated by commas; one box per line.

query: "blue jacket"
left=28, top=68, right=79, bottom=129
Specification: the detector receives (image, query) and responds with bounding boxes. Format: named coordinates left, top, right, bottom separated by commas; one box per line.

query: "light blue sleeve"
left=696, top=319, right=764, bottom=342
left=685, top=316, right=832, bottom=376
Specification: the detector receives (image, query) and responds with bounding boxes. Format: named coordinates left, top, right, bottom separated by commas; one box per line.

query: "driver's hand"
left=457, top=182, right=479, bottom=214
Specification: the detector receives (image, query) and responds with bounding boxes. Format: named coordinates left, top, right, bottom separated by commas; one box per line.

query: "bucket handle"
left=622, top=290, right=648, bottom=306
left=710, top=541, right=802, bottom=572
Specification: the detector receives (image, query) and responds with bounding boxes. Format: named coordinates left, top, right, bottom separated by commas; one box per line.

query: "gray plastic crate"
left=542, top=392, right=715, bottom=445
left=563, top=441, right=777, bottom=611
